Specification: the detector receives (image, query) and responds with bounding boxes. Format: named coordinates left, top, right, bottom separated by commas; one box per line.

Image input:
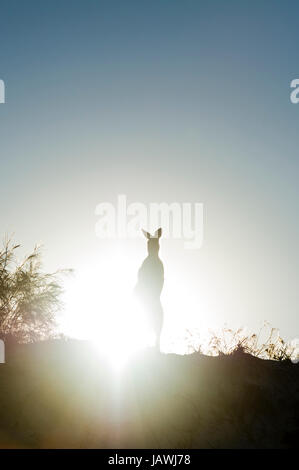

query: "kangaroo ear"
left=154, top=228, right=162, bottom=239
left=142, top=229, right=151, bottom=239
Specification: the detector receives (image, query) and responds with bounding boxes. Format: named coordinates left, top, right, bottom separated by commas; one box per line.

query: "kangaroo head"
left=142, top=228, right=162, bottom=256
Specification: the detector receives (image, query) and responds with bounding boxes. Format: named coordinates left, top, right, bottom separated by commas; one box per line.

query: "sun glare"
left=60, top=248, right=156, bottom=370
left=59, top=245, right=212, bottom=369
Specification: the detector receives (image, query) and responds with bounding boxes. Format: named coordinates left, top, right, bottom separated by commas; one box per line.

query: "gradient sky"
left=0, top=0, right=298, bottom=344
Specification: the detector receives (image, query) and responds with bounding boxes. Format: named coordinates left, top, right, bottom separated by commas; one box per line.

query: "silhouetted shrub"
left=0, top=238, right=68, bottom=343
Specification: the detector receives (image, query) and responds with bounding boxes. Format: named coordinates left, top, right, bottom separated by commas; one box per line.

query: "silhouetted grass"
left=185, top=322, right=298, bottom=363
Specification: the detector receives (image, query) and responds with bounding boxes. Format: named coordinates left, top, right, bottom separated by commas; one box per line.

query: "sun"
left=59, top=248, right=155, bottom=370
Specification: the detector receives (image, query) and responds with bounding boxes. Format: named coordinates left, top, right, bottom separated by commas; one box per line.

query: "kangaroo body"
left=135, top=228, right=164, bottom=350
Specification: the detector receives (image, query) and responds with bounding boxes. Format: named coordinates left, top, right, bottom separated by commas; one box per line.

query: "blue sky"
left=0, top=1, right=298, bottom=343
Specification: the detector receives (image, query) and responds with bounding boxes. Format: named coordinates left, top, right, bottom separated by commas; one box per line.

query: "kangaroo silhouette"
left=135, top=228, right=164, bottom=350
